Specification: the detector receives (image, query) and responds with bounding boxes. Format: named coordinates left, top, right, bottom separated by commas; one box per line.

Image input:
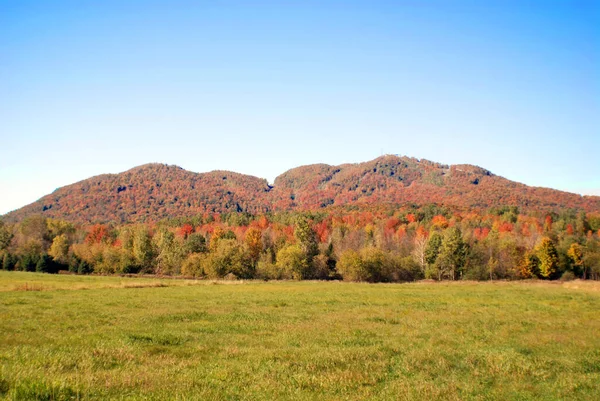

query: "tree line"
left=1, top=205, right=600, bottom=282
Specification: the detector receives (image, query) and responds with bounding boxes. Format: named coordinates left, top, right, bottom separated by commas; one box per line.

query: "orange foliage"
left=498, top=222, right=513, bottom=233
left=178, top=224, right=194, bottom=239
left=85, top=224, right=109, bottom=244
left=431, top=215, right=449, bottom=229
left=415, top=225, right=428, bottom=239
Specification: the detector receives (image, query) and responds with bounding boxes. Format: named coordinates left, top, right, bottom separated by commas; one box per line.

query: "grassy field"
left=0, top=272, right=599, bottom=400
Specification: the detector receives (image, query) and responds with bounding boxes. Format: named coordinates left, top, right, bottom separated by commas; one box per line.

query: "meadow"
left=0, top=271, right=599, bottom=400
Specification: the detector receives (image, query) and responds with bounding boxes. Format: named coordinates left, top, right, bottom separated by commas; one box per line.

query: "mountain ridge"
left=3, top=155, right=599, bottom=223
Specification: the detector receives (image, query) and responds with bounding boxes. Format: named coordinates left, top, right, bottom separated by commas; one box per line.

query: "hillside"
left=3, top=164, right=273, bottom=223
left=3, top=156, right=600, bottom=223
left=272, top=155, right=600, bottom=212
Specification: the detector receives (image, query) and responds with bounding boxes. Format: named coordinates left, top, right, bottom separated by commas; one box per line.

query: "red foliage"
left=4, top=155, right=600, bottom=225
left=498, top=222, right=513, bottom=233
left=178, top=224, right=194, bottom=239
left=385, top=217, right=401, bottom=232
left=85, top=224, right=109, bottom=244
left=474, top=227, right=490, bottom=240
left=566, top=224, right=574, bottom=235
left=314, top=220, right=331, bottom=243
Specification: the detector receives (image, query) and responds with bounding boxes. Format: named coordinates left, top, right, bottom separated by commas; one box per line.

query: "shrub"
left=203, top=239, right=253, bottom=279
left=181, top=253, right=205, bottom=277
left=560, top=271, right=576, bottom=282
left=276, top=244, right=310, bottom=280
left=337, top=248, right=385, bottom=282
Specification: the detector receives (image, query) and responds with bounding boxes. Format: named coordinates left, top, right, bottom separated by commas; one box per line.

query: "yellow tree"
left=567, top=243, right=585, bottom=279
left=48, top=234, right=70, bottom=265
left=536, top=237, right=558, bottom=279
left=245, top=227, right=262, bottom=266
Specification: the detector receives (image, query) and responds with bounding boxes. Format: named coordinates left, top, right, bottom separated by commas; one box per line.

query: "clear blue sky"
left=1, top=0, right=599, bottom=215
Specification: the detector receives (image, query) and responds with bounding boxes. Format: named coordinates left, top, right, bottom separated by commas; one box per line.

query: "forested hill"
left=3, top=164, right=274, bottom=223
left=4, top=155, right=600, bottom=223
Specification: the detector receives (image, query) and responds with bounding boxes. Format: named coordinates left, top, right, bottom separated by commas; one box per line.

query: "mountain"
left=4, top=156, right=599, bottom=223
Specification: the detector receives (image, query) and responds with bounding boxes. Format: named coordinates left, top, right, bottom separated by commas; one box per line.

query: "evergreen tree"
left=436, top=227, right=468, bottom=280
left=294, top=217, right=318, bottom=263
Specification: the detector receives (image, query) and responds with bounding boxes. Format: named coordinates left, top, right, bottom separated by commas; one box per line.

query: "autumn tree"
left=518, top=252, right=539, bottom=278
left=85, top=224, right=110, bottom=245
left=48, top=234, right=70, bottom=266
left=209, top=227, right=236, bottom=252
left=0, top=220, right=14, bottom=251
left=245, top=227, right=263, bottom=266
left=567, top=243, right=585, bottom=279
left=536, top=237, right=559, bottom=279
left=412, top=226, right=428, bottom=275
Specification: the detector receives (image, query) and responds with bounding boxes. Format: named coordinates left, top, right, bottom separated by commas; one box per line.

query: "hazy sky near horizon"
left=1, top=0, right=599, bottom=215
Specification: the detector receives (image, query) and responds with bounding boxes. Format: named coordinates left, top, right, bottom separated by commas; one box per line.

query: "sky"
left=0, top=0, right=599, bottom=215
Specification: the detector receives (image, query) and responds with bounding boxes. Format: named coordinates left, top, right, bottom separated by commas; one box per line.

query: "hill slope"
left=4, top=156, right=599, bottom=223
left=4, top=164, right=273, bottom=223
left=272, top=155, right=600, bottom=212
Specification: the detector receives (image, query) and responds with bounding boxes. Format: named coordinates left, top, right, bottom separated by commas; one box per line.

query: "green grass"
left=0, top=271, right=599, bottom=400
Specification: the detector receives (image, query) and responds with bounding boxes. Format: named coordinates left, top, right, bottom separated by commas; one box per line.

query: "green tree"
left=36, top=254, right=59, bottom=274
left=435, top=227, right=468, bottom=280
left=336, top=247, right=385, bottom=282
left=154, top=229, right=183, bottom=275
left=204, top=239, right=253, bottom=279
left=276, top=244, right=310, bottom=280
left=294, top=217, right=318, bottom=263
left=132, top=226, right=155, bottom=272
left=424, top=232, right=442, bottom=279
left=181, top=253, right=205, bottom=277
left=2, top=253, right=17, bottom=271
left=184, top=233, right=206, bottom=254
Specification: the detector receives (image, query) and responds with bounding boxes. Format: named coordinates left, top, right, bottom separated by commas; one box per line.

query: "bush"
left=181, top=253, right=205, bottom=277
left=276, top=244, right=310, bottom=280
left=337, top=248, right=385, bottom=282
left=203, top=239, right=253, bottom=279
left=312, top=254, right=331, bottom=280
left=560, top=271, right=576, bottom=282
left=256, top=258, right=289, bottom=280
